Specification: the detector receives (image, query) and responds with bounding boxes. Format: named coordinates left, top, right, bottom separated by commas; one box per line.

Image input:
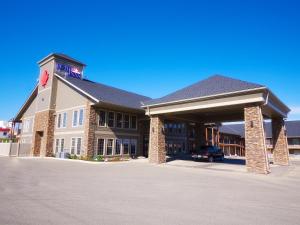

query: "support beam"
left=272, top=117, right=289, bottom=166
left=149, top=116, right=166, bottom=164
left=244, top=105, right=270, bottom=174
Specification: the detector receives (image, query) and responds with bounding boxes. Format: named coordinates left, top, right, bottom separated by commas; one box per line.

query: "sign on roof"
left=55, top=63, right=83, bottom=79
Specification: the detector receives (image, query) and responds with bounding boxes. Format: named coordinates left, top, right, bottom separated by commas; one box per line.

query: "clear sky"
left=0, top=0, right=299, bottom=121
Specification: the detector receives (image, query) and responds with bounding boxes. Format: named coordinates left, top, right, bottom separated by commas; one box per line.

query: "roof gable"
left=144, top=75, right=265, bottom=106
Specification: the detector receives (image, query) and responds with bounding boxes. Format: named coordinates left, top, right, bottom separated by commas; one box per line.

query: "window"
left=60, top=139, right=65, bottom=152
left=57, top=114, right=62, bottom=128
left=124, top=114, right=130, bottom=129
left=71, top=138, right=76, bottom=154
left=55, top=138, right=65, bottom=153
left=99, top=111, right=106, bottom=127
left=73, top=110, right=78, bottom=127
left=123, top=139, right=130, bottom=154
left=115, top=139, right=121, bottom=155
left=131, top=116, right=137, bottom=129
left=73, top=109, right=84, bottom=127
left=76, top=138, right=82, bottom=155
left=106, top=139, right=113, bottom=155
left=55, top=139, right=60, bottom=153
left=70, top=138, right=82, bottom=155
left=79, top=109, right=84, bottom=126
left=97, top=139, right=105, bottom=155
left=108, top=112, right=115, bottom=127
left=116, top=113, right=123, bottom=128
left=130, top=139, right=137, bottom=155
left=62, top=112, right=67, bottom=128
left=57, top=112, right=67, bottom=128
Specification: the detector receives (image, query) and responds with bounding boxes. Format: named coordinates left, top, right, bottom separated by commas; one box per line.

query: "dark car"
left=193, top=146, right=224, bottom=162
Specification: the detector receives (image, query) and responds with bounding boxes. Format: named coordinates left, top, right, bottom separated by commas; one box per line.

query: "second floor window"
left=73, top=109, right=84, bottom=127
left=99, top=111, right=106, bottom=127
left=108, top=112, right=115, bottom=127
left=124, top=114, right=130, bottom=129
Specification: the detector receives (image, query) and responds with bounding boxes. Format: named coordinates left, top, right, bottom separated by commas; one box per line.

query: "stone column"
left=149, top=116, right=166, bottom=164
left=84, top=103, right=97, bottom=159
left=244, top=105, right=270, bottom=174
left=32, top=110, right=55, bottom=157
left=272, top=117, right=289, bottom=165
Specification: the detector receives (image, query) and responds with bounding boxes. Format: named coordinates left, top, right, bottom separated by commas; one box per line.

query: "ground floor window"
left=115, top=139, right=121, bottom=155
left=55, top=138, right=65, bottom=153
left=70, top=137, right=82, bottom=155
left=97, top=139, right=105, bottom=155
left=106, top=139, right=113, bottom=155
left=130, top=139, right=137, bottom=155
left=123, top=139, right=130, bottom=154
left=95, top=138, right=137, bottom=156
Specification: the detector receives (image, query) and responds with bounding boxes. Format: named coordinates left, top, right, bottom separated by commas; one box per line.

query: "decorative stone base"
left=32, top=110, right=55, bottom=157
left=149, top=116, right=166, bottom=164
left=272, top=118, right=289, bottom=166
left=244, top=105, right=270, bottom=174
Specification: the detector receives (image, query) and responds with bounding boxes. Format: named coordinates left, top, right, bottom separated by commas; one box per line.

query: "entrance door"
left=34, top=131, right=43, bottom=156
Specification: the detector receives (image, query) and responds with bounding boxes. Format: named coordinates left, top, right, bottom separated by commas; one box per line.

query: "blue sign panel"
left=56, top=63, right=82, bottom=79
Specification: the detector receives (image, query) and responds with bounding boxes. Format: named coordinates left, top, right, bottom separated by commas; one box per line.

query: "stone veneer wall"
left=32, top=110, right=55, bottom=157
left=149, top=116, right=166, bottom=164
left=244, top=105, right=270, bottom=174
left=272, top=118, right=289, bottom=165
left=84, top=103, right=97, bottom=158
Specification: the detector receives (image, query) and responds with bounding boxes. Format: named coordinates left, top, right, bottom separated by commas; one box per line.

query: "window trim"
left=54, top=138, right=65, bottom=154
left=70, top=137, right=83, bottom=155
left=107, top=111, right=115, bottom=128
left=106, top=138, right=114, bottom=156
left=57, top=112, right=67, bottom=129
left=72, top=108, right=84, bottom=128
left=116, top=112, right=123, bottom=129
left=98, top=110, right=107, bottom=127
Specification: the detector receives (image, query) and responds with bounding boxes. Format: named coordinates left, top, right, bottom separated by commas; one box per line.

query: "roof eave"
left=14, top=85, right=38, bottom=122
left=142, top=86, right=268, bottom=108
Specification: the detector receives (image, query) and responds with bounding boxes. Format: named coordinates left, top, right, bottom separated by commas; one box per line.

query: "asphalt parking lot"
left=0, top=157, right=299, bottom=225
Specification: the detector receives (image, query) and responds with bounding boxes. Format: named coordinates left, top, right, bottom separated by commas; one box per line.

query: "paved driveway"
left=0, top=157, right=299, bottom=225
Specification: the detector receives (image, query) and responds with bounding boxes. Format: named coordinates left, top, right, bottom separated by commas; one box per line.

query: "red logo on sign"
left=40, top=70, right=49, bottom=87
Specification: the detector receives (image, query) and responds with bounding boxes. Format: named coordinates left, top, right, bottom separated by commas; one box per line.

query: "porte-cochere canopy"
left=142, top=75, right=290, bottom=174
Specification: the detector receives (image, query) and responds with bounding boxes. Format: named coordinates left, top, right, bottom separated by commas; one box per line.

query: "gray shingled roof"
left=220, top=121, right=300, bottom=138
left=59, top=75, right=152, bottom=110
left=144, top=75, right=265, bottom=106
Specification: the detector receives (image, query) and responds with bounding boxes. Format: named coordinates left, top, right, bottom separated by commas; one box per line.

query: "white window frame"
left=107, top=111, right=115, bottom=128
left=54, top=138, right=65, bottom=153
left=123, top=114, right=130, bottom=129
left=78, top=109, right=84, bottom=126
left=122, top=139, right=130, bottom=155
left=98, top=110, right=107, bottom=127
left=106, top=138, right=114, bottom=156
left=70, top=137, right=82, bottom=155
left=72, top=108, right=84, bottom=128
left=116, top=112, right=123, bottom=129
left=96, top=138, right=105, bottom=156
left=115, top=139, right=122, bottom=155
left=57, top=112, right=67, bottom=129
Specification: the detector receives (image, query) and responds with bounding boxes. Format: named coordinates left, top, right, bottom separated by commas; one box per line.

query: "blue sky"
left=0, top=0, right=299, bottom=121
